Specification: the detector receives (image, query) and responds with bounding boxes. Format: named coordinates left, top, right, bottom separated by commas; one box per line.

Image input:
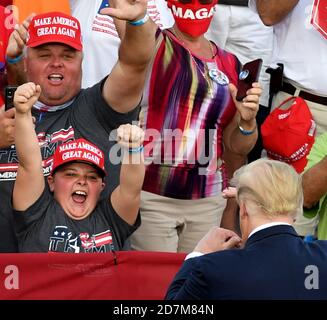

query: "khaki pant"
left=272, top=91, right=327, bottom=236
left=130, top=191, right=226, bottom=253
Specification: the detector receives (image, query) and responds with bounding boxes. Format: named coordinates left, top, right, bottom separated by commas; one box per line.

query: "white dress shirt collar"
left=248, top=222, right=291, bottom=239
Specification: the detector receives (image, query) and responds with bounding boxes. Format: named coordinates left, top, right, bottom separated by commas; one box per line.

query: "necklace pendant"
left=208, top=69, right=230, bottom=86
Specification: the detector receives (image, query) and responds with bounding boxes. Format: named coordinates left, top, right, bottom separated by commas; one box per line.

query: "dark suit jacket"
left=166, top=225, right=327, bottom=299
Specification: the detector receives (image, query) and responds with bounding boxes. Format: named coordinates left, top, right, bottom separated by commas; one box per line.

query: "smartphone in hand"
left=5, top=85, right=18, bottom=111
left=236, top=58, right=263, bottom=102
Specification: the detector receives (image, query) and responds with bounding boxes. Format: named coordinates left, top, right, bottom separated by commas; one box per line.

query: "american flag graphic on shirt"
left=48, top=226, right=114, bottom=253
left=91, top=0, right=164, bottom=39
left=80, top=230, right=113, bottom=249
left=93, top=230, right=113, bottom=247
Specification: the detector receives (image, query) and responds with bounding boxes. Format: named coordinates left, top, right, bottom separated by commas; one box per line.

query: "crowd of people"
left=0, top=0, right=327, bottom=299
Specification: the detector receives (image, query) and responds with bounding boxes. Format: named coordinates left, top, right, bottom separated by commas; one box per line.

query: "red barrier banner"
left=0, top=251, right=186, bottom=300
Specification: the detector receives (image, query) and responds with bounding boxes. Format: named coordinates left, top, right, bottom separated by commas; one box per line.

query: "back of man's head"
left=233, top=158, right=303, bottom=220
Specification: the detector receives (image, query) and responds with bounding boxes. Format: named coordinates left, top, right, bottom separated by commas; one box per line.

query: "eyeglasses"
left=178, top=0, right=215, bottom=4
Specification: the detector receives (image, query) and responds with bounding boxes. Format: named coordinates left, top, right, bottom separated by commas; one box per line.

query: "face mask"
left=167, top=0, right=217, bottom=37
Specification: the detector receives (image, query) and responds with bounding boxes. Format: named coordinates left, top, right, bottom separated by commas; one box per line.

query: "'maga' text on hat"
left=62, top=151, right=101, bottom=165
left=59, top=141, right=103, bottom=158
left=37, top=26, right=76, bottom=38
left=34, top=16, right=79, bottom=29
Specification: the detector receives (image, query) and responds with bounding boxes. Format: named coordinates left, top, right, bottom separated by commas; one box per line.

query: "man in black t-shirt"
left=13, top=82, right=145, bottom=252
left=0, top=2, right=156, bottom=252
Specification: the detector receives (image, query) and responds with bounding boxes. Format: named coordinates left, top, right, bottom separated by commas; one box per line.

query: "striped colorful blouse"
left=140, top=29, right=240, bottom=199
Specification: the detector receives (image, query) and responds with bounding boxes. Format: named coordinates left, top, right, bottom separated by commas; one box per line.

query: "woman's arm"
left=223, top=82, right=261, bottom=156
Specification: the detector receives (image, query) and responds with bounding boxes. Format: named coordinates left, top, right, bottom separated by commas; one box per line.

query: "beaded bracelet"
left=128, top=12, right=149, bottom=26
left=238, top=122, right=257, bottom=136
left=6, top=53, right=24, bottom=64
left=128, top=145, right=144, bottom=153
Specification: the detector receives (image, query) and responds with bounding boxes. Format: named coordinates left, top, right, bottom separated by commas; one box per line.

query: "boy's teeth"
left=75, top=191, right=86, bottom=196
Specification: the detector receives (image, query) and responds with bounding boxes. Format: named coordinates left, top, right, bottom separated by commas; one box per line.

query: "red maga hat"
left=27, top=11, right=82, bottom=51
left=262, top=96, right=316, bottom=173
left=51, top=138, right=106, bottom=177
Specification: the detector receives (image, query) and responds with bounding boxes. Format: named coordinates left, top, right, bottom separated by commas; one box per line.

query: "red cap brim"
left=27, top=36, right=82, bottom=51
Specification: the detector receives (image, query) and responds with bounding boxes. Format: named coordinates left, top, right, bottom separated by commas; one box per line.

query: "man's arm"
left=111, top=124, right=145, bottom=225
left=112, top=17, right=126, bottom=40
left=0, top=15, right=33, bottom=149
left=6, top=14, right=34, bottom=85
left=100, top=0, right=156, bottom=113
left=165, top=227, right=241, bottom=300
left=0, top=106, right=15, bottom=148
left=303, top=156, right=327, bottom=209
left=12, top=82, right=44, bottom=211
left=255, top=0, right=299, bottom=26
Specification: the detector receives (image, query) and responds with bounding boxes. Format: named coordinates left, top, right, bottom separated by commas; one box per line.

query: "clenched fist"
left=14, top=82, right=41, bottom=115
left=117, top=123, right=144, bottom=149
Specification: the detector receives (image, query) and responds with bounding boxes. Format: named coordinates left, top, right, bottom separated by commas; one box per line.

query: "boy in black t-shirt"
left=13, top=82, right=145, bottom=253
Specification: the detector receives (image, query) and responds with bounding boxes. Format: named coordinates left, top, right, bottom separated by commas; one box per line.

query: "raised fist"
left=14, top=82, right=41, bottom=114
left=117, top=123, right=145, bottom=149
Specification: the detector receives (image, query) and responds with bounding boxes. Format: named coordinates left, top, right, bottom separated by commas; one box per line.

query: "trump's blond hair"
left=232, top=158, right=303, bottom=219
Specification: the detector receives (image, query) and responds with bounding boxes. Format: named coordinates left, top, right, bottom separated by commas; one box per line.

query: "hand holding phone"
left=5, top=85, right=18, bottom=111
left=236, top=58, right=263, bottom=102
